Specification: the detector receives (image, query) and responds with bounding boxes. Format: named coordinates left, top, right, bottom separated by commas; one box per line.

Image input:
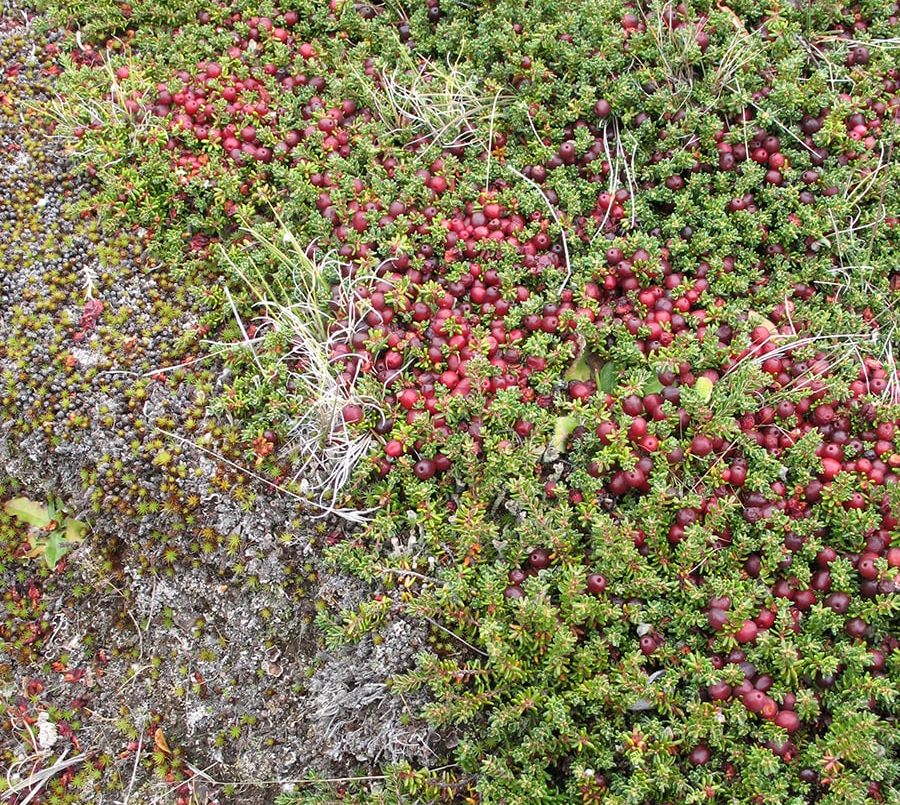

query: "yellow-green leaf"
left=747, top=310, right=777, bottom=335
left=695, top=375, right=714, bottom=403
left=564, top=354, right=592, bottom=382
left=64, top=518, right=88, bottom=542
left=4, top=497, right=51, bottom=528
left=552, top=416, right=579, bottom=452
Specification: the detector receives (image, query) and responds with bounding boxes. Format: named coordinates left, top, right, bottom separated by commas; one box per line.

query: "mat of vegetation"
left=3, top=0, right=899, bottom=802
left=1, top=4, right=436, bottom=804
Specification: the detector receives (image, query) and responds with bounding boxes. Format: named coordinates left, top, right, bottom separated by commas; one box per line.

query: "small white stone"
left=37, top=712, right=58, bottom=749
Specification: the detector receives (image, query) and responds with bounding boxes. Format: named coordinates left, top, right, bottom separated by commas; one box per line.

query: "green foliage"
left=3, top=496, right=88, bottom=569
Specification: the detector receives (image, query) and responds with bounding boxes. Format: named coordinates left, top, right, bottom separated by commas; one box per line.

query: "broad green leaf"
left=43, top=532, right=68, bottom=570
left=564, top=353, right=592, bottom=382
left=643, top=376, right=664, bottom=395
left=3, top=497, right=51, bottom=528
left=598, top=362, right=619, bottom=393
left=552, top=416, right=579, bottom=452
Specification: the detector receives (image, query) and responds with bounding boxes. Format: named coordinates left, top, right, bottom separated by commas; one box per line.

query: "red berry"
left=514, top=420, right=533, bottom=438
left=774, top=710, right=800, bottom=733
left=587, top=573, right=607, bottom=594
left=825, top=591, right=851, bottom=616
left=690, top=435, right=713, bottom=457
left=821, top=457, right=842, bottom=480
left=508, top=568, right=526, bottom=584
left=707, top=608, right=729, bottom=631
left=689, top=745, right=711, bottom=766
left=413, top=459, right=436, bottom=480
left=398, top=389, right=419, bottom=409
left=569, top=380, right=592, bottom=400
left=529, top=548, right=550, bottom=570
left=735, top=620, right=758, bottom=643
left=760, top=697, right=779, bottom=720
left=858, top=553, right=879, bottom=580
left=743, top=689, right=765, bottom=713
left=708, top=681, right=732, bottom=701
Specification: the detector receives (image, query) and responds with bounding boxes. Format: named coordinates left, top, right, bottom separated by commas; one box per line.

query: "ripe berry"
left=708, top=681, right=732, bottom=701
left=760, top=696, right=779, bottom=720
left=775, top=710, right=800, bottom=733
left=707, top=608, right=729, bottom=631
left=690, top=435, right=713, bottom=457
left=508, top=568, right=526, bottom=584
left=398, top=388, right=419, bottom=409
left=688, top=745, right=711, bottom=766
left=735, top=620, right=758, bottom=643
left=587, top=573, right=607, bottom=594
left=413, top=459, right=436, bottom=480
left=529, top=548, right=550, bottom=570
left=858, top=553, right=879, bottom=580
left=826, top=592, right=850, bottom=614
left=743, top=689, right=765, bottom=713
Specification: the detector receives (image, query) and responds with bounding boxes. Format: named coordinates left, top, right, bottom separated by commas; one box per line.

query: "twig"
left=377, top=566, right=442, bottom=584
left=421, top=615, right=488, bottom=657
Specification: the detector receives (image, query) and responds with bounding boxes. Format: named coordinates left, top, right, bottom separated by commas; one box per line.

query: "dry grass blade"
left=589, top=121, right=623, bottom=246
left=2, top=749, right=87, bottom=804
left=506, top=165, right=572, bottom=291
left=357, top=52, right=504, bottom=150
left=41, top=53, right=153, bottom=169
left=709, top=28, right=761, bottom=98
left=215, top=213, right=386, bottom=522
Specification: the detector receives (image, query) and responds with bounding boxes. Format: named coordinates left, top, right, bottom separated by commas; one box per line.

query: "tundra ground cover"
left=5, top=0, right=900, bottom=801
